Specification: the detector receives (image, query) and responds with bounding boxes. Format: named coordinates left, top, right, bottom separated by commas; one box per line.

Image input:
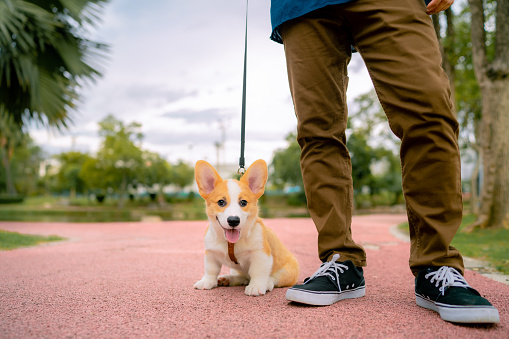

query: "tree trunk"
left=157, top=185, right=166, bottom=207
left=1, top=143, right=17, bottom=195
left=469, top=145, right=480, bottom=215
left=467, top=80, right=509, bottom=230
left=117, top=174, right=127, bottom=209
left=465, top=0, right=509, bottom=231
left=469, top=118, right=482, bottom=215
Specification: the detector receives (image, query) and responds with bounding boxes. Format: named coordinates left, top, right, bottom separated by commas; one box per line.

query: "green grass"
left=0, top=229, right=65, bottom=250
left=399, top=214, right=509, bottom=275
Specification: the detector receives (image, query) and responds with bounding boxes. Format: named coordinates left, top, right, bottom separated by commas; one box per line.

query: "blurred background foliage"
left=0, top=0, right=109, bottom=128
left=0, top=0, right=508, bottom=234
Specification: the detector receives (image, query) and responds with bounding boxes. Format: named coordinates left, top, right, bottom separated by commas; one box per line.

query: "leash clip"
left=238, top=166, right=246, bottom=176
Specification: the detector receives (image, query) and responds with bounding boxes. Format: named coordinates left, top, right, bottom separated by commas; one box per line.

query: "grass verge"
left=399, top=214, right=509, bottom=275
left=0, top=229, right=65, bottom=251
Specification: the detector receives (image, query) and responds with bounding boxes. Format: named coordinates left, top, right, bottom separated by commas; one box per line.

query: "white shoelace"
left=425, top=266, right=471, bottom=295
left=305, top=254, right=348, bottom=291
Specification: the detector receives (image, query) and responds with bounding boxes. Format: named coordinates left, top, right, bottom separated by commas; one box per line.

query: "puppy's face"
left=205, top=179, right=257, bottom=243
left=195, top=160, right=268, bottom=243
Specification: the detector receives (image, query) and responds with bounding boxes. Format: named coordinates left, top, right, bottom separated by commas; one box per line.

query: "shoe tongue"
left=225, top=229, right=240, bottom=243
left=304, top=275, right=340, bottom=289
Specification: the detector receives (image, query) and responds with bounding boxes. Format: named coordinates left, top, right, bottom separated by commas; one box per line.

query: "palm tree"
left=0, top=114, right=25, bottom=194
left=0, top=0, right=109, bottom=129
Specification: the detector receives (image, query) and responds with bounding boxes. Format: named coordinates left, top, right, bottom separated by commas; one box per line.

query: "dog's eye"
left=217, top=199, right=226, bottom=207
left=239, top=199, right=248, bottom=207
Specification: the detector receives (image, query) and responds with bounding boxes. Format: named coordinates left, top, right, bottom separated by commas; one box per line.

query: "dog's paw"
left=245, top=282, right=268, bottom=296
left=193, top=278, right=217, bottom=290
left=267, top=278, right=275, bottom=292
left=218, top=274, right=249, bottom=286
left=217, top=276, right=230, bottom=286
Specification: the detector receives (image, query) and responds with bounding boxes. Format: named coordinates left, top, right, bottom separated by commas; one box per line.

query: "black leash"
left=238, top=0, right=249, bottom=176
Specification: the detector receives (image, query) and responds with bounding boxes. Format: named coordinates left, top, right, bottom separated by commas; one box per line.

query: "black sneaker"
left=286, top=254, right=366, bottom=306
left=415, top=266, right=500, bottom=323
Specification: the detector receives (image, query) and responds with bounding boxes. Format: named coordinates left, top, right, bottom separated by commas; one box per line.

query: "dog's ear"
left=195, top=160, right=223, bottom=198
left=240, top=159, right=268, bottom=199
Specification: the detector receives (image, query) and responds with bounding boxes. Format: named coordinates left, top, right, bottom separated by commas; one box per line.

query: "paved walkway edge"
left=390, top=224, right=509, bottom=285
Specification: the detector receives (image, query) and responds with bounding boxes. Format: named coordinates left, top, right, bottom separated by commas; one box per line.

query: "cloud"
left=348, top=56, right=368, bottom=76
left=144, top=128, right=216, bottom=147
left=124, top=86, right=198, bottom=105
left=28, top=0, right=374, bottom=166
left=162, top=108, right=234, bottom=124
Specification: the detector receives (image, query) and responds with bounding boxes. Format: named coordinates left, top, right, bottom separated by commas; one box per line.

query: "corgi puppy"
left=193, top=159, right=299, bottom=296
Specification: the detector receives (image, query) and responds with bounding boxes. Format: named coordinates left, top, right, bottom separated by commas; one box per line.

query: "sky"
left=29, top=0, right=373, bottom=168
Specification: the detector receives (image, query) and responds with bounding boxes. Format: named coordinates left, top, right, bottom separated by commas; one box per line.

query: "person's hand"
left=426, top=0, right=454, bottom=15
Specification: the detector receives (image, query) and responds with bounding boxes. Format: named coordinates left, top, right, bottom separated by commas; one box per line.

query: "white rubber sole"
left=286, top=285, right=365, bottom=306
left=416, top=294, right=500, bottom=323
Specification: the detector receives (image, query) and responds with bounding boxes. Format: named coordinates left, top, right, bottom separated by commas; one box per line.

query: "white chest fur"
left=204, top=221, right=267, bottom=274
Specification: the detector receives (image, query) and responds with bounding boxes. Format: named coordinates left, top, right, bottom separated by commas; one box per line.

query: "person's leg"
left=343, top=0, right=464, bottom=275
left=280, top=9, right=366, bottom=267
left=341, top=0, right=499, bottom=323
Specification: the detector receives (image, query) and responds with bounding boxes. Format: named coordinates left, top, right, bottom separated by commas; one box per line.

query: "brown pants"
left=280, top=0, right=464, bottom=276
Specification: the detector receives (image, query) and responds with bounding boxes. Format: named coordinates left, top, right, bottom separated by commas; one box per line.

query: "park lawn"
left=399, top=214, right=509, bottom=275
left=0, top=229, right=65, bottom=251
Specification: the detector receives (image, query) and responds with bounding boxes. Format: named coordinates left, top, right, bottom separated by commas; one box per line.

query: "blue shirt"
left=270, top=0, right=356, bottom=43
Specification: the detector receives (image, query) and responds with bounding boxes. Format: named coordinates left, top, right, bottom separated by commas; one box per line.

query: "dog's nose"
left=227, top=216, right=240, bottom=227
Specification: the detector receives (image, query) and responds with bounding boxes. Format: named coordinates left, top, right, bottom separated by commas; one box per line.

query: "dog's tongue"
left=225, top=229, right=240, bottom=243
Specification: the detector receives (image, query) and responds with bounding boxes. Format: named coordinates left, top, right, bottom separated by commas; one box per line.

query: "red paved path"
left=1, top=215, right=508, bottom=338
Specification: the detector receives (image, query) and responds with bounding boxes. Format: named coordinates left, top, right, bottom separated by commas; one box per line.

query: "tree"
left=79, top=157, right=109, bottom=201
left=0, top=129, right=42, bottom=196
left=347, top=131, right=376, bottom=194
left=270, top=133, right=303, bottom=190
left=374, top=149, right=403, bottom=206
left=79, top=115, right=145, bottom=207
left=465, top=0, right=509, bottom=230
left=348, top=91, right=400, bottom=154
left=54, top=151, right=91, bottom=198
left=170, top=160, right=194, bottom=192
left=449, top=5, right=484, bottom=215
left=347, top=91, right=402, bottom=207
left=141, top=151, right=171, bottom=200
left=97, top=115, right=143, bottom=207
left=270, top=91, right=402, bottom=208
left=0, top=0, right=109, bottom=129
left=0, top=115, right=25, bottom=194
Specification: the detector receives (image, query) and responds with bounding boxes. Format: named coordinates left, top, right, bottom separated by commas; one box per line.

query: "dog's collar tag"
left=228, top=242, right=239, bottom=265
